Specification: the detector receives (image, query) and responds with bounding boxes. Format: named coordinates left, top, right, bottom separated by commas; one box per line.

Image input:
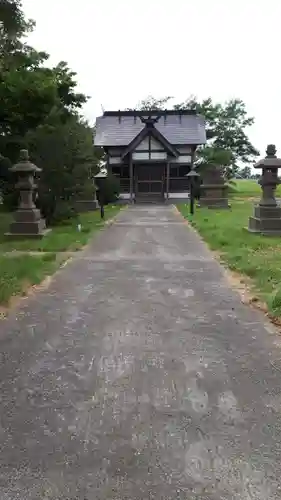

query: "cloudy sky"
left=22, top=0, right=281, bottom=160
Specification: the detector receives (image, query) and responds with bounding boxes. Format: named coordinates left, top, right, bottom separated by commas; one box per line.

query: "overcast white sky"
left=22, top=0, right=281, bottom=161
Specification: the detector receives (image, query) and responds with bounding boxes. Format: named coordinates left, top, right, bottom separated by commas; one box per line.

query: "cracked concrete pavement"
left=0, top=205, right=281, bottom=499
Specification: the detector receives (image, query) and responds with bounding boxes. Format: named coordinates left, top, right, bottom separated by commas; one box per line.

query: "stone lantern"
left=6, top=149, right=50, bottom=238
left=248, top=144, right=281, bottom=235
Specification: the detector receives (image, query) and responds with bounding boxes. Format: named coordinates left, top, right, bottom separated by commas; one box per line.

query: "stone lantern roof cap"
left=94, top=171, right=107, bottom=178
left=254, top=144, right=281, bottom=169
left=10, top=149, right=41, bottom=173
left=185, top=169, right=200, bottom=178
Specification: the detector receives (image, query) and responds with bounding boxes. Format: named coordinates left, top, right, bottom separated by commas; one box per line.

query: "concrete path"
left=1, top=205, right=281, bottom=499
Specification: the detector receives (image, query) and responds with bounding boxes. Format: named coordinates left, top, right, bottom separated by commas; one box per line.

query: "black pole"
left=190, top=179, right=194, bottom=215
left=100, top=203, right=104, bottom=219
left=96, top=185, right=105, bottom=220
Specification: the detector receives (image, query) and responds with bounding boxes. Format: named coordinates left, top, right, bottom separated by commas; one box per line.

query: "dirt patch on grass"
left=218, top=258, right=281, bottom=331
left=223, top=267, right=266, bottom=310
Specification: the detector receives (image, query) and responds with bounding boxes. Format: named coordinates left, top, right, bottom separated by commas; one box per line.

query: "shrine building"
left=94, top=109, right=206, bottom=203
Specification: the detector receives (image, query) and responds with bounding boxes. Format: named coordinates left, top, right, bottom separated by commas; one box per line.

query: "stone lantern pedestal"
left=6, top=149, right=50, bottom=239
left=75, top=180, right=99, bottom=212
left=75, top=197, right=98, bottom=213
left=199, top=164, right=229, bottom=208
left=248, top=145, right=281, bottom=236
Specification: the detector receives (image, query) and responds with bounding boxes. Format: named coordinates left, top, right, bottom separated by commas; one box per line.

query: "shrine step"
left=135, top=195, right=164, bottom=205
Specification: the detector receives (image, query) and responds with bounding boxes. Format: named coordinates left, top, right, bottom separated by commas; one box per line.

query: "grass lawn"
left=0, top=205, right=120, bottom=253
left=233, top=179, right=281, bottom=198
left=0, top=205, right=121, bottom=306
left=0, top=253, right=58, bottom=305
left=177, top=198, right=281, bottom=318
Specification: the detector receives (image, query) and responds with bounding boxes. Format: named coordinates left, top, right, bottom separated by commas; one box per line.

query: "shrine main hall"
left=94, top=109, right=206, bottom=203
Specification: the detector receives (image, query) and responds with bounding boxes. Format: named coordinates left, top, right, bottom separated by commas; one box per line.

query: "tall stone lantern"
left=6, top=149, right=50, bottom=238
left=248, top=144, right=281, bottom=235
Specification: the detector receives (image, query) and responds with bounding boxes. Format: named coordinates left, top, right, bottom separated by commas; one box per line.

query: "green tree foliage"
left=128, top=95, right=173, bottom=111
left=101, top=173, right=120, bottom=205
left=134, top=95, right=259, bottom=177
left=239, top=166, right=252, bottom=179
left=0, top=1, right=99, bottom=223
left=26, top=118, right=97, bottom=224
left=0, top=153, right=12, bottom=200
left=176, top=96, right=259, bottom=166
left=0, top=0, right=25, bottom=35
left=0, top=0, right=35, bottom=69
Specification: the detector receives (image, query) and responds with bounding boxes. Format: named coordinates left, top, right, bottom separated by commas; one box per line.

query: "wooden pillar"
left=166, top=161, right=170, bottom=201
left=106, top=152, right=113, bottom=180
left=189, top=147, right=196, bottom=194
left=191, top=146, right=196, bottom=168
left=129, top=153, right=133, bottom=203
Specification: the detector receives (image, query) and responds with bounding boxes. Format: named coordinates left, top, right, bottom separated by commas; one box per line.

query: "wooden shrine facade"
left=94, top=109, right=206, bottom=203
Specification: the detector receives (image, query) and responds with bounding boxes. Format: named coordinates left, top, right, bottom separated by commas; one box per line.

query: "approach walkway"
left=0, top=205, right=281, bottom=499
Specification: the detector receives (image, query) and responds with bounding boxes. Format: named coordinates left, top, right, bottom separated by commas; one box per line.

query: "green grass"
left=177, top=200, right=281, bottom=317
left=0, top=253, right=58, bottom=305
left=0, top=205, right=120, bottom=252
left=233, top=179, right=281, bottom=197
left=0, top=205, right=121, bottom=305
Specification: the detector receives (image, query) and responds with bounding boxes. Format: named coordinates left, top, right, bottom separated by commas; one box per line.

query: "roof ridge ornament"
left=139, top=113, right=163, bottom=127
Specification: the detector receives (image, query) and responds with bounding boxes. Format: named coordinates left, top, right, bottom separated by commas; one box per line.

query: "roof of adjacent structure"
left=94, top=110, right=206, bottom=147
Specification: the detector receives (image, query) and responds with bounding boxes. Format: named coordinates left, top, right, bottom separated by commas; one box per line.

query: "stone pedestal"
left=248, top=204, right=281, bottom=235
left=75, top=199, right=98, bottom=212
left=6, top=149, right=50, bottom=239
left=247, top=144, right=281, bottom=236
left=75, top=181, right=99, bottom=212
left=199, top=164, right=229, bottom=208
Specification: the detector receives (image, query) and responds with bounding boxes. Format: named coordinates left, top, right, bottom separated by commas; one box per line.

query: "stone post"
left=6, top=149, right=50, bottom=238
left=248, top=144, right=281, bottom=235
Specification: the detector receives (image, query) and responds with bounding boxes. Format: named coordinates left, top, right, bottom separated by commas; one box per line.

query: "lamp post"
left=94, top=171, right=107, bottom=220
left=186, top=169, right=200, bottom=216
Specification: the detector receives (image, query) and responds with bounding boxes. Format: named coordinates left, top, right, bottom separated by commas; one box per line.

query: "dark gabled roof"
left=94, top=110, right=206, bottom=147
left=121, top=123, right=179, bottom=159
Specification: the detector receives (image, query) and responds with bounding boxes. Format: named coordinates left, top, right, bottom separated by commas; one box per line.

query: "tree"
left=0, top=0, right=34, bottom=68
left=24, top=117, right=98, bottom=224
left=0, top=0, right=26, bottom=37
left=0, top=1, right=97, bottom=224
left=0, top=0, right=87, bottom=145
left=0, top=57, right=87, bottom=142
left=133, top=95, right=259, bottom=176
left=239, top=166, right=252, bottom=179
left=128, top=95, right=172, bottom=111
left=176, top=96, right=259, bottom=167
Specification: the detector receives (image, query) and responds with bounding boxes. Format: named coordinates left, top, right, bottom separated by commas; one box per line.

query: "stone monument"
left=6, top=149, right=50, bottom=238
left=248, top=144, right=281, bottom=236
left=199, top=164, right=229, bottom=208
left=75, top=182, right=99, bottom=212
